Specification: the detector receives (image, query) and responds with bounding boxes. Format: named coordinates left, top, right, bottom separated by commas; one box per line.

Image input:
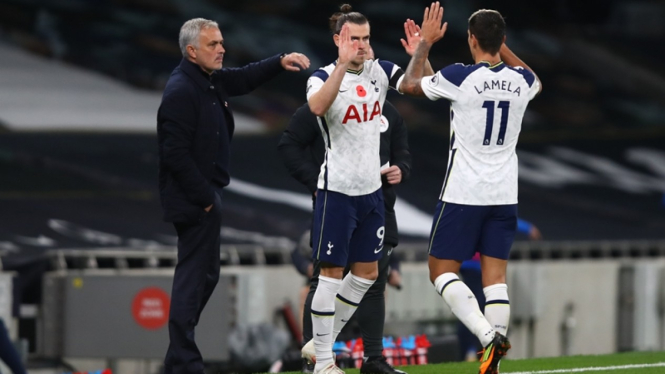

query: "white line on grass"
left=507, top=362, right=665, bottom=374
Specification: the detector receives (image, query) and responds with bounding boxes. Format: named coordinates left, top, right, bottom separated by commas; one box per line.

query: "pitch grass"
left=282, top=351, right=665, bottom=374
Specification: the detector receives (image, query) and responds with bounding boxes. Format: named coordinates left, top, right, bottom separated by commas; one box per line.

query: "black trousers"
left=164, top=193, right=222, bottom=374
left=303, top=245, right=393, bottom=358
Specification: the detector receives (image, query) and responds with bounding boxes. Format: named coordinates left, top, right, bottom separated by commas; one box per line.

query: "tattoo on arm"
left=401, top=42, right=431, bottom=96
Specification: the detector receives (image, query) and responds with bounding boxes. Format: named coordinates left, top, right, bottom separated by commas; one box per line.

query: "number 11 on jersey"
left=482, top=100, right=510, bottom=146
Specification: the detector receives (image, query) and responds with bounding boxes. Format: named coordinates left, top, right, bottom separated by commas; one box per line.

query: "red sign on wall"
left=132, top=287, right=170, bottom=330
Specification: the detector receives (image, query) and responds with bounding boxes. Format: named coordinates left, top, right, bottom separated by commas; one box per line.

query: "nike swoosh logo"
left=374, top=246, right=383, bottom=254
left=341, top=319, right=348, bottom=323
left=316, top=333, right=330, bottom=336
left=339, top=89, right=348, bottom=93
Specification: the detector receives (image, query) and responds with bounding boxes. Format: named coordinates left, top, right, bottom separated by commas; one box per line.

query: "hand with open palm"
left=420, top=1, right=448, bottom=46
left=337, top=23, right=360, bottom=65
left=400, top=19, right=423, bottom=56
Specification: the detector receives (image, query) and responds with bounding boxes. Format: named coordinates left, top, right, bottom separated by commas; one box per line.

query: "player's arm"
left=399, top=40, right=431, bottom=97
left=400, top=18, right=435, bottom=76
left=500, top=44, right=543, bottom=95
left=308, top=24, right=359, bottom=116
left=399, top=2, right=447, bottom=97
left=307, top=64, right=347, bottom=117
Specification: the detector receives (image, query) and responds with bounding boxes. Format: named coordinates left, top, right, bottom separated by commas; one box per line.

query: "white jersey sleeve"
left=511, top=66, right=541, bottom=100
left=306, top=69, right=329, bottom=100
left=419, top=63, right=468, bottom=101
left=377, top=59, right=405, bottom=93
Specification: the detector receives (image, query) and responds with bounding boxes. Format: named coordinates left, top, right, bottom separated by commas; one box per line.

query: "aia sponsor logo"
left=342, top=101, right=381, bottom=124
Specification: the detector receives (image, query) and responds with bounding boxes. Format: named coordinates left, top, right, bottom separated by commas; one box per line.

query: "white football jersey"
left=420, top=61, right=540, bottom=205
left=307, top=59, right=404, bottom=196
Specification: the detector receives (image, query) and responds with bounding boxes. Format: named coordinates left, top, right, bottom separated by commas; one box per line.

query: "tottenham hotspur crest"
left=327, top=241, right=334, bottom=255
left=370, top=79, right=379, bottom=92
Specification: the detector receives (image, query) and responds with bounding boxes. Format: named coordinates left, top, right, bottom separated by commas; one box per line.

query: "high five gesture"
left=399, top=2, right=447, bottom=96
left=400, top=19, right=435, bottom=78
left=419, top=1, right=448, bottom=46
left=400, top=19, right=423, bottom=56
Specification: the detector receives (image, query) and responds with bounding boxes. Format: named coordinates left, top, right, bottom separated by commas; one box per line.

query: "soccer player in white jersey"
left=398, top=3, right=542, bottom=374
left=301, top=4, right=413, bottom=374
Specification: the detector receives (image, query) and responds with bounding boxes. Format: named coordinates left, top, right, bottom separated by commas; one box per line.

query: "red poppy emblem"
left=356, top=85, right=367, bottom=97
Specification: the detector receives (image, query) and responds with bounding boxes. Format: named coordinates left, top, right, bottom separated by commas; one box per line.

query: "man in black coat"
left=157, top=18, right=310, bottom=374
left=278, top=99, right=411, bottom=374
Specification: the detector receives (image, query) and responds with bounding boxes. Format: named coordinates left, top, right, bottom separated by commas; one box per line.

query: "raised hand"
left=337, top=23, right=360, bottom=65
left=400, top=19, right=423, bottom=56
left=420, top=1, right=448, bottom=45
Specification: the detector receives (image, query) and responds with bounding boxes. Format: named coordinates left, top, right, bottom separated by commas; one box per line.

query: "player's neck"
left=347, top=61, right=363, bottom=71
left=474, top=52, right=501, bottom=66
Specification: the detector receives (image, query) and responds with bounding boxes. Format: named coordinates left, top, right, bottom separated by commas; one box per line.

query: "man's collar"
left=478, top=60, right=505, bottom=71
left=179, top=58, right=216, bottom=91
left=332, top=60, right=364, bottom=75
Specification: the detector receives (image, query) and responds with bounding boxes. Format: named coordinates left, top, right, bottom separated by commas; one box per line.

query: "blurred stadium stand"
left=0, top=0, right=664, bottom=373
left=2, top=0, right=665, bottom=134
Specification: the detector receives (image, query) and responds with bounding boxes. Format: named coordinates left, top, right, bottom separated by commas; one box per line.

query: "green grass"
left=285, top=351, right=665, bottom=374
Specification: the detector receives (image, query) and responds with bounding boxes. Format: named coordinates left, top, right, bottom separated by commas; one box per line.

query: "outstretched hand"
left=337, top=23, right=360, bottom=65
left=280, top=52, right=311, bottom=71
left=400, top=19, right=423, bottom=56
left=420, top=1, right=448, bottom=45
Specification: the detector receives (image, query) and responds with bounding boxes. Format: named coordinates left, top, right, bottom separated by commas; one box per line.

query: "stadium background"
left=0, top=0, right=664, bottom=373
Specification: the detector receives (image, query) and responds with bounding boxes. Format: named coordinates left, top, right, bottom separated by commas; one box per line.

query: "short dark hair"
left=329, top=4, right=368, bottom=35
left=468, top=9, right=506, bottom=55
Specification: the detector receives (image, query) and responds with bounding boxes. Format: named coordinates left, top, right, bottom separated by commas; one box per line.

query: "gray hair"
left=179, top=18, right=219, bottom=57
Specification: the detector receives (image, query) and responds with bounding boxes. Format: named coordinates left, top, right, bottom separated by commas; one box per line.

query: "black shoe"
left=302, top=358, right=314, bottom=374
left=478, top=333, right=511, bottom=374
left=360, top=356, right=407, bottom=374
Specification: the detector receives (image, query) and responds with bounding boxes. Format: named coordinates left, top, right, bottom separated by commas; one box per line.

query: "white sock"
left=434, top=273, right=495, bottom=347
left=312, top=275, right=342, bottom=371
left=332, top=273, right=375, bottom=341
left=484, top=283, right=510, bottom=337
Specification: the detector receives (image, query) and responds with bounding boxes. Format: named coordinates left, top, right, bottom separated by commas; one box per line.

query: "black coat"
left=277, top=101, right=412, bottom=247
left=158, top=55, right=283, bottom=223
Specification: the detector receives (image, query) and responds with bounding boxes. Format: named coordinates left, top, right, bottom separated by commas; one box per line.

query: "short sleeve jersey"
left=306, top=59, right=404, bottom=196
left=420, top=61, right=540, bottom=205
